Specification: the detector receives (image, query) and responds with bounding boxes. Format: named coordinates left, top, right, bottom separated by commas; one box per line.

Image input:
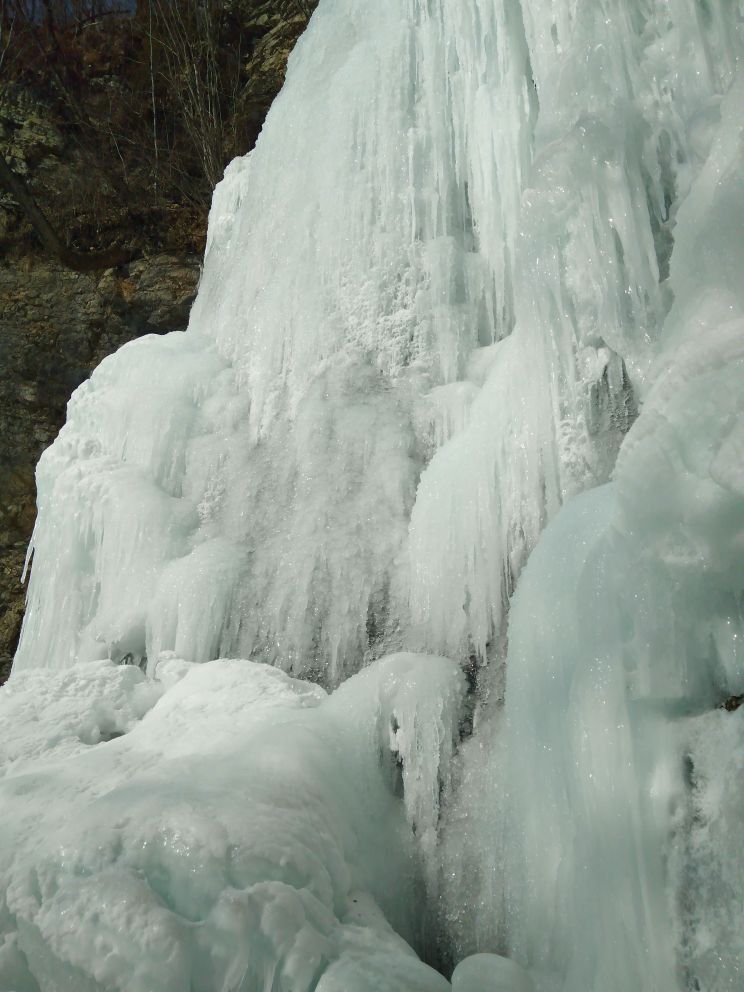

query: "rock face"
left=0, top=1, right=314, bottom=681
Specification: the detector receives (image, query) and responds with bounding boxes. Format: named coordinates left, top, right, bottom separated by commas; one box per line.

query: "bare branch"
left=0, top=153, right=136, bottom=271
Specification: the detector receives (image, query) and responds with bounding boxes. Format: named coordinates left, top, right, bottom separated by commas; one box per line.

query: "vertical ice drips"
left=11, top=2, right=744, bottom=989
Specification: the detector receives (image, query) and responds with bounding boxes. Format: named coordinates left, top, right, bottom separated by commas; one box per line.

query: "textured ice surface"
left=440, top=69, right=744, bottom=992
left=0, top=660, right=162, bottom=775
left=23, top=0, right=743, bottom=680
left=0, top=653, right=462, bottom=992
left=679, top=709, right=744, bottom=990
left=10, top=0, right=744, bottom=989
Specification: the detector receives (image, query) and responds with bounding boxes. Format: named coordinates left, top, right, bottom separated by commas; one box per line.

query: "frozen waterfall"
left=4, top=0, right=744, bottom=990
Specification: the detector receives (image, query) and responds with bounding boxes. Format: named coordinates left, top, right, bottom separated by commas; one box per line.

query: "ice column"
left=409, top=0, right=743, bottom=661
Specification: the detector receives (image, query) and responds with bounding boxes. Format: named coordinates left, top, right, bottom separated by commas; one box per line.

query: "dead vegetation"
left=0, top=0, right=315, bottom=262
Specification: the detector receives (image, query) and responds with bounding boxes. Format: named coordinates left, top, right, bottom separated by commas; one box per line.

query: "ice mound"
left=0, top=660, right=162, bottom=775
left=451, top=953, right=533, bottom=992
left=0, top=653, right=463, bottom=992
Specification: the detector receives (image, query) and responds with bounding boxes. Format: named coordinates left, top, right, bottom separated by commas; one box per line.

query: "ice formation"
left=5, top=0, right=744, bottom=989
left=0, top=654, right=463, bottom=991
left=438, top=66, right=744, bottom=992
